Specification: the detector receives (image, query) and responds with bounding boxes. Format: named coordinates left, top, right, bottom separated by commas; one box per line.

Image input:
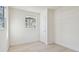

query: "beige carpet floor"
left=9, top=41, right=75, bottom=52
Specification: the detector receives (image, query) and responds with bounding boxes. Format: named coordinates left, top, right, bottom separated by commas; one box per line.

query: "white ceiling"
left=34, top=6, right=61, bottom=9
left=10, top=6, right=61, bottom=13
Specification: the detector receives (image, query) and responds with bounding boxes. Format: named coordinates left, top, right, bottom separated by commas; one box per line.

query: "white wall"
left=9, top=7, right=40, bottom=45
left=40, top=8, right=48, bottom=44
left=10, top=6, right=49, bottom=45
left=55, top=7, right=79, bottom=51
left=10, top=7, right=50, bottom=45
left=40, top=8, right=55, bottom=45
left=0, top=7, right=9, bottom=52
left=47, top=9, right=55, bottom=44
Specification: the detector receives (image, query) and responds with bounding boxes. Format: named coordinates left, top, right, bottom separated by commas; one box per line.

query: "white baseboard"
left=55, top=42, right=78, bottom=52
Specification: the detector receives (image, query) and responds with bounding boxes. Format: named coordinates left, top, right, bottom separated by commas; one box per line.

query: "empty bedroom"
left=0, top=6, right=79, bottom=52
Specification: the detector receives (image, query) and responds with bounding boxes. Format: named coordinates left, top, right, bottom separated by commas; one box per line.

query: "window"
left=0, top=6, right=4, bottom=30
